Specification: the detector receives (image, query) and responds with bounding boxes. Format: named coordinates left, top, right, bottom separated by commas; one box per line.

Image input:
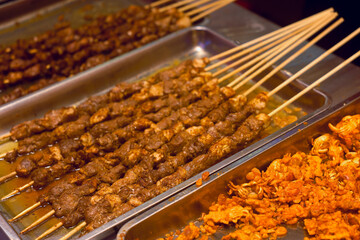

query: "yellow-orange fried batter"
left=166, top=114, right=360, bottom=239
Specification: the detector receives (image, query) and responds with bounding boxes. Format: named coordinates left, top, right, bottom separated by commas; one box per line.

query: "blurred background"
left=236, top=0, right=360, bottom=66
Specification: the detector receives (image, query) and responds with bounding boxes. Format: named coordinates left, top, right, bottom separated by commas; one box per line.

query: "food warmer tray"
left=0, top=3, right=333, bottom=239
left=0, top=0, right=208, bottom=109
left=0, top=25, right=330, bottom=240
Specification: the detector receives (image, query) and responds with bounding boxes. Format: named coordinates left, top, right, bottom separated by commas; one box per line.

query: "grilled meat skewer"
left=7, top=59, right=191, bottom=143
left=38, top=90, right=250, bottom=228
left=5, top=59, right=209, bottom=164
left=31, top=85, right=229, bottom=191
left=0, top=5, right=191, bottom=105
left=10, top=64, right=213, bottom=187
left=88, top=93, right=268, bottom=203
left=83, top=113, right=270, bottom=233
left=15, top=83, right=221, bottom=189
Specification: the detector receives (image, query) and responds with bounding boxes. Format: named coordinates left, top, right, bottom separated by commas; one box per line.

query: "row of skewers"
left=0, top=0, right=232, bottom=105
left=165, top=113, right=360, bottom=240
left=0, top=3, right=359, bottom=240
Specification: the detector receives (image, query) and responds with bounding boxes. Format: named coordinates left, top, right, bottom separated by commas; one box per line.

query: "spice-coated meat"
left=0, top=5, right=191, bottom=105
left=8, top=60, right=202, bottom=161
left=54, top=92, right=253, bottom=228
left=40, top=87, right=237, bottom=227
left=83, top=113, right=270, bottom=233
left=8, top=60, right=211, bottom=189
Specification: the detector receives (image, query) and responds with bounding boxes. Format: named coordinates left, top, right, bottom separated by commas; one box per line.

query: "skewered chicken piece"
left=83, top=113, right=270, bottom=233
left=28, top=85, right=224, bottom=190
left=6, top=59, right=201, bottom=142
left=38, top=90, right=250, bottom=228
left=7, top=60, right=211, bottom=181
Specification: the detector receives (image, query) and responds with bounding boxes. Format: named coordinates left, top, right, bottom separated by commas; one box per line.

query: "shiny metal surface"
left=118, top=92, right=360, bottom=240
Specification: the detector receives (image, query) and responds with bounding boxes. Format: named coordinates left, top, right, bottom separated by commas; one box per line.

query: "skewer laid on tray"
left=0, top=0, right=233, bottom=106
left=0, top=8, right=339, bottom=199
left=0, top=8, right=337, bottom=189
left=0, top=8, right=359, bottom=240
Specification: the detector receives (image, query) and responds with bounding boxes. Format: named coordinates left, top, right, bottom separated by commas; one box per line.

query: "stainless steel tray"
left=0, top=0, right=209, bottom=107
left=118, top=93, right=360, bottom=240
left=0, top=26, right=330, bottom=240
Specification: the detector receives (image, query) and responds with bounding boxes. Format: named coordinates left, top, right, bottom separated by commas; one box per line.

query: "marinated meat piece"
left=31, top=168, right=52, bottom=189
left=17, top=132, right=55, bottom=154
left=16, top=157, right=37, bottom=177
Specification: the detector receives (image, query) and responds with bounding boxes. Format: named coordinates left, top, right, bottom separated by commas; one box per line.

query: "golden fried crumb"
left=196, top=178, right=202, bottom=187
left=202, top=171, right=209, bottom=181
left=165, top=114, right=360, bottom=240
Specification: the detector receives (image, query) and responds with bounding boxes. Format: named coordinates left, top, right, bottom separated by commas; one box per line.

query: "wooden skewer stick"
left=58, top=221, right=86, bottom=240
left=206, top=11, right=333, bottom=72
left=1, top=180, right=34, bottom=201
left=0, top=152, right=9, bottom=158
left=209, top=8, right=334, bottom=61
left=217, top=29, right=304, bottom=84
left=148, top=0, right=173, bottom=8
left=178, top=0, right=212, bottom=13
left=35, top=222, right=63, bottom=240
left=190, top=0, right=235, bottom=23
left=20, top=210, right=55, bottom=234
left=268, top=27, right=360, bottom=97
left=232, top=12, right=338, bottom=90
left=210, top=19, right=318, bottom=77
left=244, top=18, right=344, bottom=96
left=9, top=202, right=41, bottom=222
left=159, top=0, right=195, bottom=12
left=0, top=171, right=16, bottom=184
left=185, top=0, right=228, bottom=17
left=229, top=39, right=294, bottom=88
left=269, top=49, right=360, bottom=117
left=0, top=132, right=11, bottom=143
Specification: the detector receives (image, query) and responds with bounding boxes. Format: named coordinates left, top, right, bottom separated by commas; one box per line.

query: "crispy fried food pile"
left=166, top=114, right=360, bottom=240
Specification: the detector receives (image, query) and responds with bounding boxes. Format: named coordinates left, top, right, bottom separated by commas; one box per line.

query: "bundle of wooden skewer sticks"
left=0, top=4, right=359, bottom=240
